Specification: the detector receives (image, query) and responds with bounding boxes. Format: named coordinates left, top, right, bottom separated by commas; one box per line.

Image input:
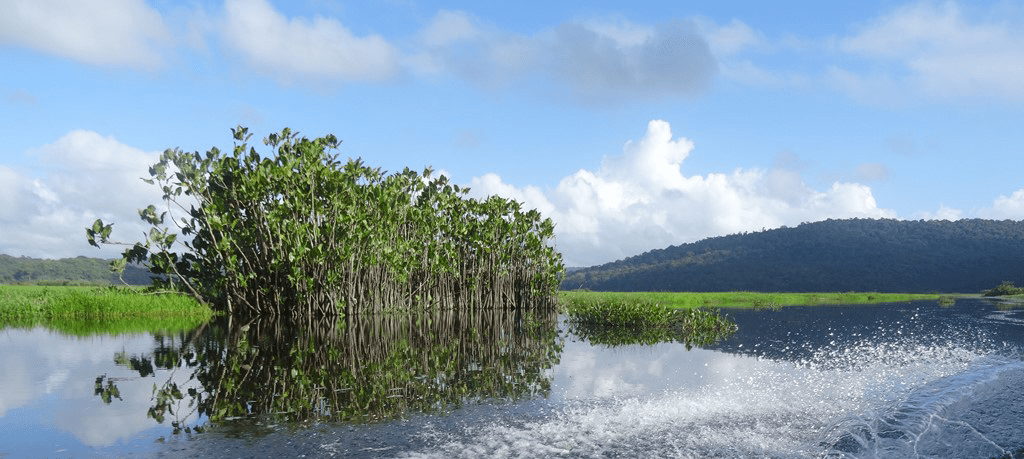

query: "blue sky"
left=2, top=0, right=1023, bottom=266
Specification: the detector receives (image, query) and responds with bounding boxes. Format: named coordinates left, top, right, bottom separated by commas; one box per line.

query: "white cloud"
left=980, top=189, right=1024, bottom=220
left=0, top=131, right=163, bottom=259
left=835, top=1, right=1024, bottom=103
left=220, top=0, right=401, bottom=83
left=0, top=0, right=171, bottom=70
left=470, top=120, right=895, bottom=266
left=916, top=204, right=964, bottom=221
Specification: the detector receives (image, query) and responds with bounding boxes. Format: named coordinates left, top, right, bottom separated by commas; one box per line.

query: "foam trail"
left=389, top=341, right=1024, bottom=459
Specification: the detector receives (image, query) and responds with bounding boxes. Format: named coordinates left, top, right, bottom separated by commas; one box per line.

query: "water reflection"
left=0, top=328, right=196, bottom=454
left=128, top=306, right=563, bottom=432
left=6, top=299, right=1024, bottom=458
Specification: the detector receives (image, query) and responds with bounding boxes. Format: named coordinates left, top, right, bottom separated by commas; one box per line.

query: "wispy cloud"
left=834, top=1, right=1024, bottom=104
left=0, top=0, right=171, bottom=71
left=220, top=0, right=401, bottom=83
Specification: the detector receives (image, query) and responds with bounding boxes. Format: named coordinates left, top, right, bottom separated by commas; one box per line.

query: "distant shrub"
left=983, top=281, right=1024, bottom=297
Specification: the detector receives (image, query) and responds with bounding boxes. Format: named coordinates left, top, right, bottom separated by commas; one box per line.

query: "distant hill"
left=561, top=218, right=1024, bottom=293
left=0, top=254, right=152, bottom=285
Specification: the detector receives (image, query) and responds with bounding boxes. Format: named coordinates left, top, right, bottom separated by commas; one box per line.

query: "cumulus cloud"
left=470, top=120, right=896, bottom=266
left=980, top=189, right=1024, bottom=220
left=834, top=1, right=1024, bottom=104
left=0, top=131, right=163, bottom=259
left=220, top=0, right=401, bottom=83
left=0, top=0, right=171, bottom=70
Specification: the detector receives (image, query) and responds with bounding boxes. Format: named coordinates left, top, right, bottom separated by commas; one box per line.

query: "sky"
left=1, top=0, right=1023, bottom=267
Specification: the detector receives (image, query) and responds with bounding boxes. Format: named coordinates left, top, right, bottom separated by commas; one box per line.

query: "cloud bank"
left=471, top=120, right=898, bottom=267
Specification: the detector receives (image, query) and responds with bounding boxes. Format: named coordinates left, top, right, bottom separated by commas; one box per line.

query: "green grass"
left=559, top=293, right=738, bottom=347
left=0, top=285, right=215, bottom=334
left=558, top=290, right=942, bottom=311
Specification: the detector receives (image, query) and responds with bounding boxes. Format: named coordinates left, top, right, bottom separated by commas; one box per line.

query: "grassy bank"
left=0, top=285, right=215, bottom=333
left=559, top=290, right=943, bottom=310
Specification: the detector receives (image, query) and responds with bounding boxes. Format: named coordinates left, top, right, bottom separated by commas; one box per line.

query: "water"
left=2, top=298, right=1024, bottom=458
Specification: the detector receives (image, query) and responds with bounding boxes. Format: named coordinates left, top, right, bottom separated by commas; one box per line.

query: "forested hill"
left=0, top=254, right=151, bottom=285
left=561, top=218, right=1024, bottom=293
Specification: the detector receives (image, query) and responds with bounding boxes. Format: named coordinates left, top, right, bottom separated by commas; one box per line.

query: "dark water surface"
left=2, top=298, right=1024, bottom=458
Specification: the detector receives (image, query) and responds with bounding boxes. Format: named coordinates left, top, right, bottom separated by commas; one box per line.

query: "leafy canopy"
left=88, top=127, right=563, bottom=317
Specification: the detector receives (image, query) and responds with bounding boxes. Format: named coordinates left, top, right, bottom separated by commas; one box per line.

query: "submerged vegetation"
left=88, top=127, right=562, bottom=318
left=0, top=285, right=213, bottom=334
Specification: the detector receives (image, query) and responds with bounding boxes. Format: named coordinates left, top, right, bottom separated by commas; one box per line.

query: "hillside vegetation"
left=561, top=218, right=1024, bottom=293
left=0, top=254, right=151, bottom=285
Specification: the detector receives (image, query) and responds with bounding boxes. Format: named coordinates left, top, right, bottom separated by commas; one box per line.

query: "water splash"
left=388, top=336, right=1024, bottom=459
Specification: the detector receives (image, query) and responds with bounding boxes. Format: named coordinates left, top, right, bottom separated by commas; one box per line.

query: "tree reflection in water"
left=103, top=304, right=563, bottom=434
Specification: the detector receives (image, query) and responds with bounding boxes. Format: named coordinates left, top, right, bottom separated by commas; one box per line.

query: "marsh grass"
left=559, top=290, right=941, bottom=310
left=560, top=294, right=737, bottom=347
left=0, top=285, right=214, bottom=333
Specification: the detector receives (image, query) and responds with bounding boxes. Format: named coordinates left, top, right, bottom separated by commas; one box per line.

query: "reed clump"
left=0, top=285, right=213, bottom=333
left=560, top=294, right=737, bottom=347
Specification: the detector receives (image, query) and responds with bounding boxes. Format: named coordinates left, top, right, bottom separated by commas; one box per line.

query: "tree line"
left=562, top=218, right=1024, bottom=293
left=0, top=254, right=150, bottom=285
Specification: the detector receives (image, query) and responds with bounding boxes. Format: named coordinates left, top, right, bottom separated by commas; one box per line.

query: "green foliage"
left=87, top=127, right=564, bottom=317
left=983, top=281, right=1024, bottom=297
left=560, top=294, right=737, bottom=348
left=0, top=285, right=213, bottom=333
left=563, top=218, right=1024, bottom=293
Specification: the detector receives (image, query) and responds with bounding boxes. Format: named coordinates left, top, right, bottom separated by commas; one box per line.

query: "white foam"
left=390, top=341, right=1024, bottom=459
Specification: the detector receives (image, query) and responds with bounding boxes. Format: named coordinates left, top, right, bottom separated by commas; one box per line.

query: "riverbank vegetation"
left=556, top=290, right=943, bottom=347
left=983, top=281, right=1024, bottom=297
left=0, top=285, right=214, bottom=333
left=560, top=293, right=737, bottom=347
left=559, top=290, right=941, bottom=310
left=0, top=254, right=151, bottom=285
left=87, top=127, right=563, bottom=318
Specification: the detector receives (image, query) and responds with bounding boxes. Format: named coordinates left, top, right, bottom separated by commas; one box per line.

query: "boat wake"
left=389, top=337, right=1024, bottom=459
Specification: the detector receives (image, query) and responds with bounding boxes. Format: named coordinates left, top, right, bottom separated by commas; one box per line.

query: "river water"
left=2, top=298, right=1023, bottom=458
